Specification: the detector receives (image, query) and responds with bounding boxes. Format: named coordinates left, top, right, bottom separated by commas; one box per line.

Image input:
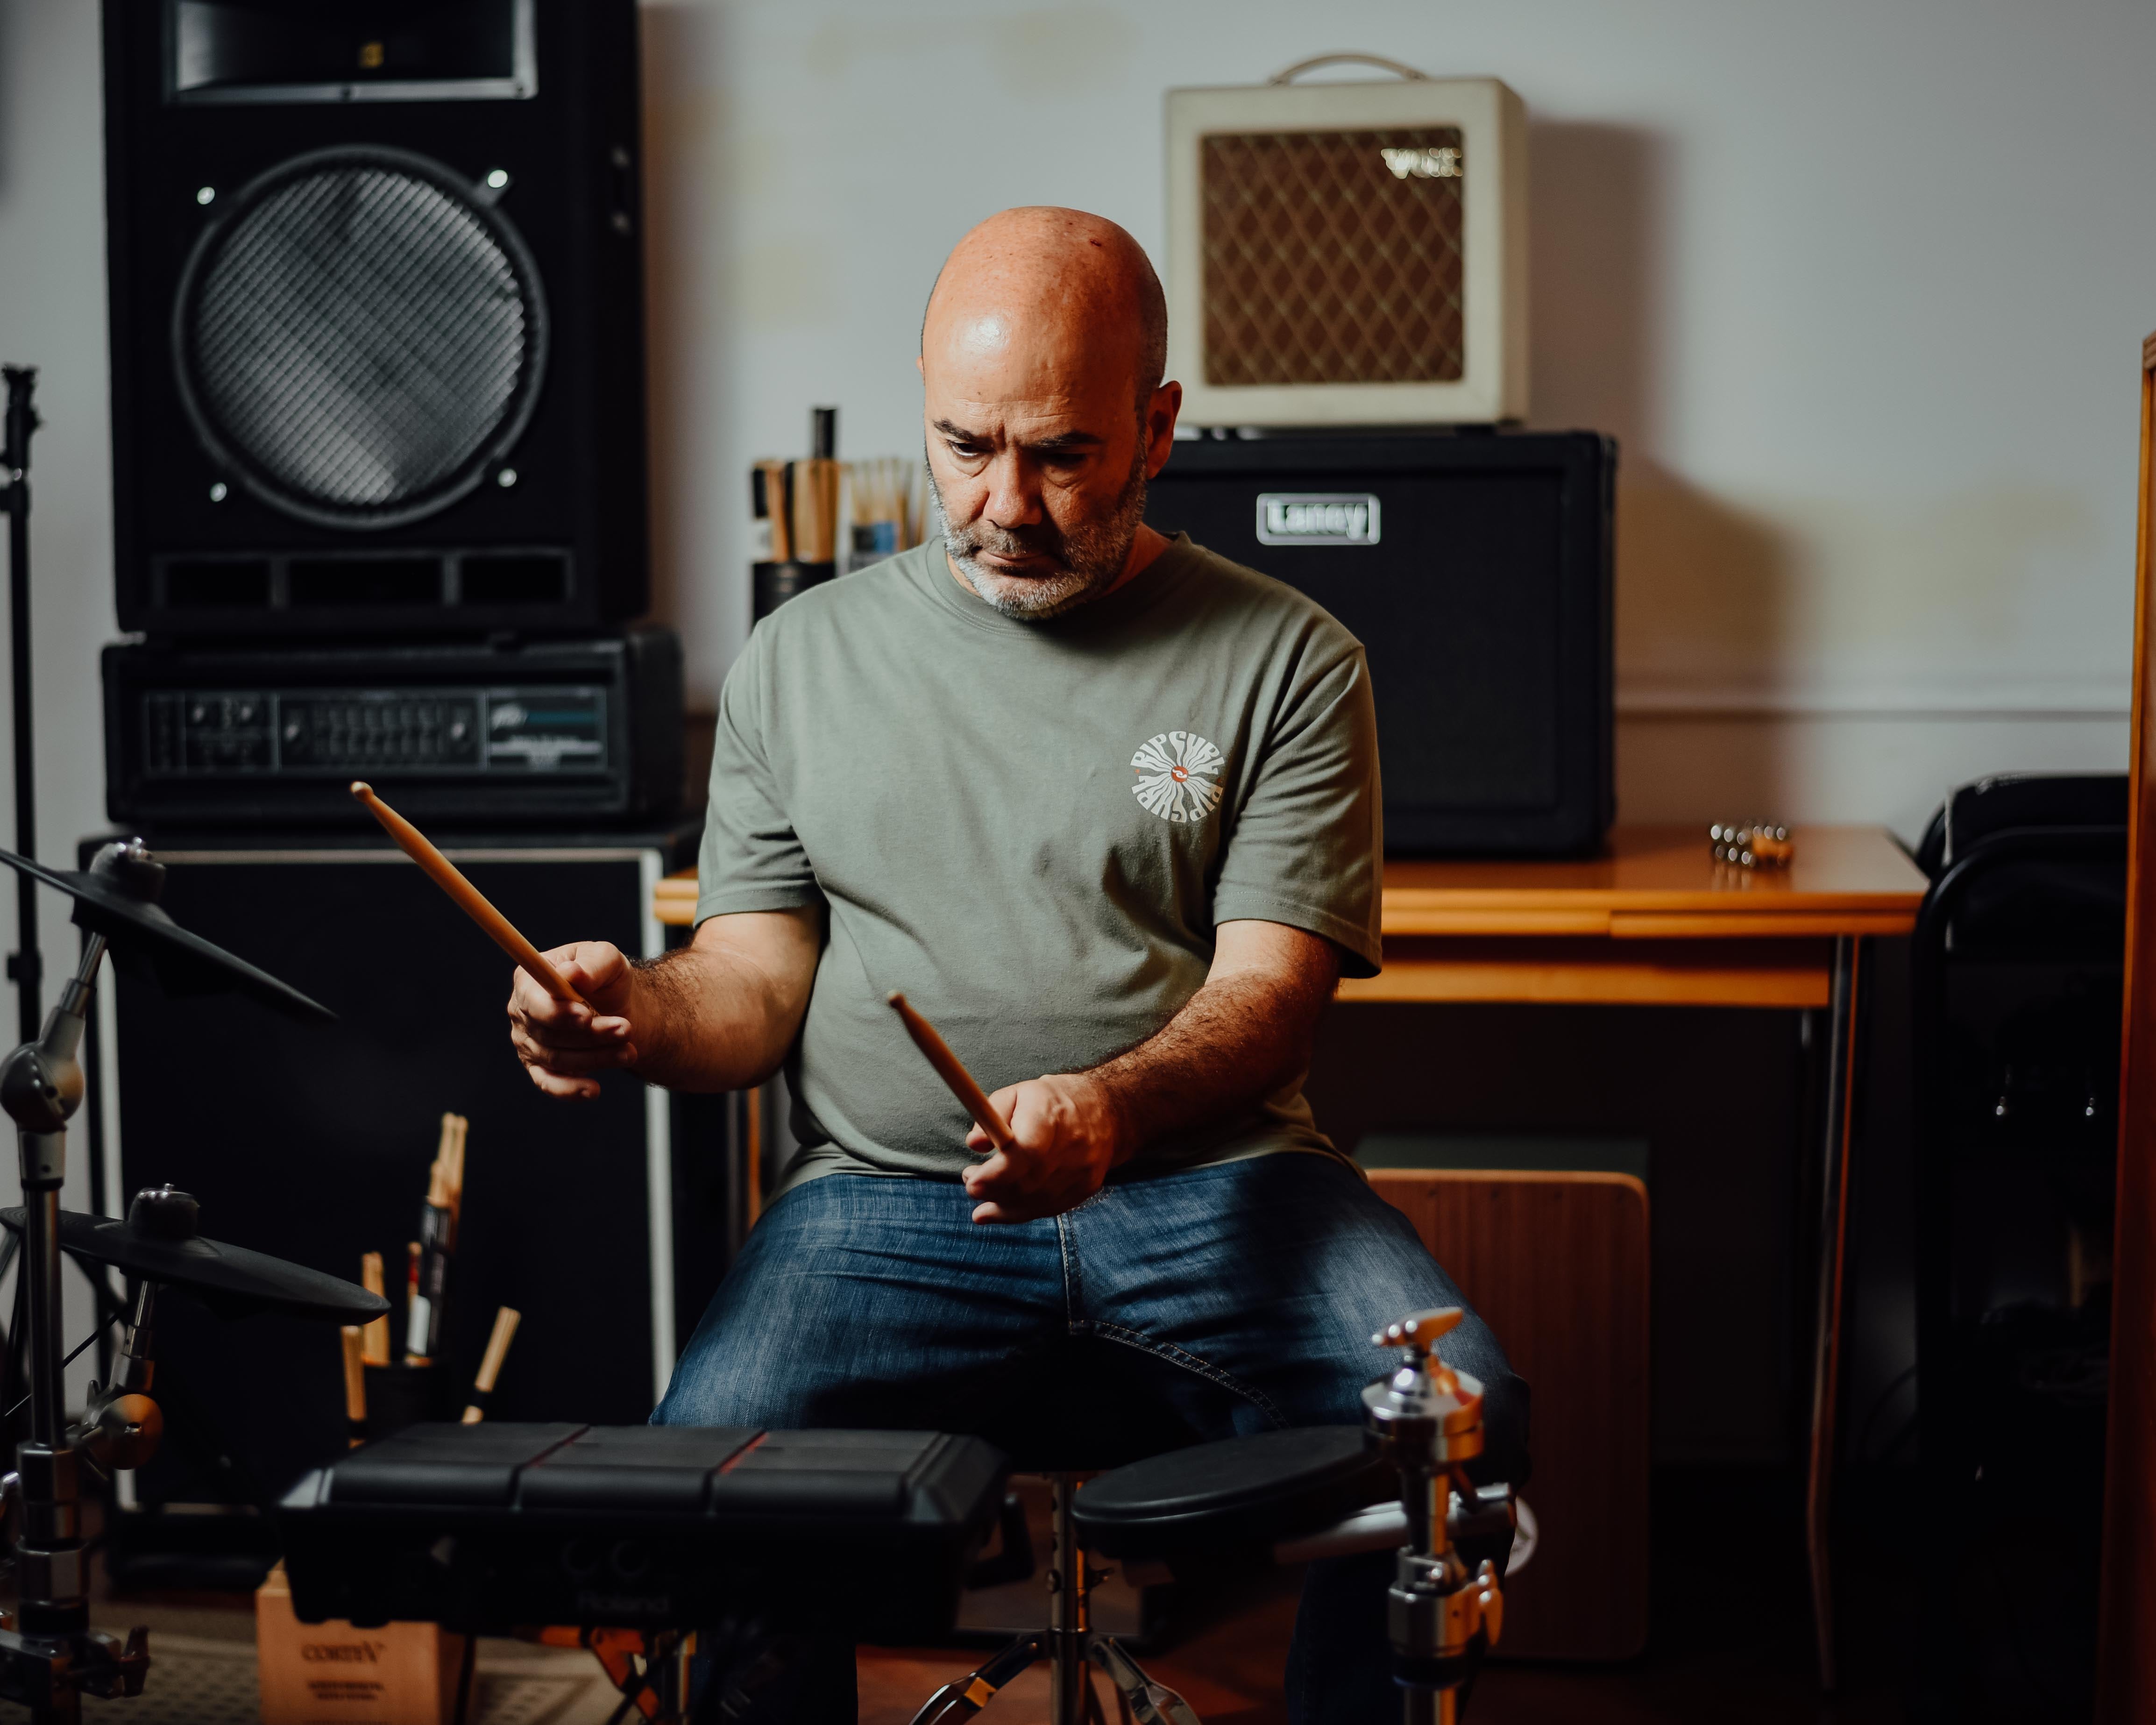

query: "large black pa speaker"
left=100, top=0, right=649, bottom=638
left=81, top=826, right=738, bottom=1582
left=1145, top=431, right=1615, bottom=856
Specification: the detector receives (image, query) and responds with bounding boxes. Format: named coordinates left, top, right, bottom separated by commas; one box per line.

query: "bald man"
left=508, top=208, right=1525, bottom=1721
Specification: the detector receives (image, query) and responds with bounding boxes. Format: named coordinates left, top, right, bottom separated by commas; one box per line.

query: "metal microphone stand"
left=0, top=845, right=165, bottom=1720
left=1364, top=1309, right=1507, bottom=1725
left=0, top=365, right=42, bottom=1045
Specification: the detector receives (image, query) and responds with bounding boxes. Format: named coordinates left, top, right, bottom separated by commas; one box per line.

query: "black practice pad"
left=278, top=1422, right=1008, bottom=1641
left=0, top=1198, right=386, bottom=1324
left=0, top=845, right=332, bottom=1021
left=1074, top=1426, right=1395, bottom=1561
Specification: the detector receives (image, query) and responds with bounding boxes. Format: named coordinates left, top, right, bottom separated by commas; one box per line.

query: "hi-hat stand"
left=0, top=838, right=356, bottom=1722
left=1363, top=1309, right=1508, bottom=1725
left=0, top=847, right=163, bottom=1720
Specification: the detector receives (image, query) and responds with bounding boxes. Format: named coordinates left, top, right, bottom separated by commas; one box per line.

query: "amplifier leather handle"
left=1269, top=53, right=1430, bottom=85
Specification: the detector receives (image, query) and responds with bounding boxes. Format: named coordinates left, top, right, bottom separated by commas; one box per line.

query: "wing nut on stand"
left=1363, top=1307, right=1512, bottom=1725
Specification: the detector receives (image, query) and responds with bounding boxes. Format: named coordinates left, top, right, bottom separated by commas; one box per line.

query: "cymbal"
left=0, top=843, right=331, bottom=1022
left=0, top=1189, right=387, bottom=1323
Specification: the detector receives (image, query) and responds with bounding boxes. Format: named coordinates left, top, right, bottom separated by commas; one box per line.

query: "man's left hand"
left=963, top=1073, right=1131, bottom=1224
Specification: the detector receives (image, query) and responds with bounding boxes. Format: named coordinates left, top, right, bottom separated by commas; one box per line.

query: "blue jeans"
left=655, top=1152, right=1529, bottom=1724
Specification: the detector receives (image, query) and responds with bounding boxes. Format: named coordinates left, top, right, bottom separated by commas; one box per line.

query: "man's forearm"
left=1082, top=933, right=1337, bottom=1160
left=624, top=918, right=817, bottom=1092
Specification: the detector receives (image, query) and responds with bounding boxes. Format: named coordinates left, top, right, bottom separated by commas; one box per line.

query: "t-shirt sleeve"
left=695, top=627, right=826, bottom=924
left=1211, top=640, right=1383, bottom=978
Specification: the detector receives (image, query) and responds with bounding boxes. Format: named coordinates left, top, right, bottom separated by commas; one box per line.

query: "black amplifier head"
left=103, top=629, right=683, bottom=831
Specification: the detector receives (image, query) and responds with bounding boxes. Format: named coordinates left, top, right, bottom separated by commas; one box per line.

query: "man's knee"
left=652, top=1306, right=852, bottom=1429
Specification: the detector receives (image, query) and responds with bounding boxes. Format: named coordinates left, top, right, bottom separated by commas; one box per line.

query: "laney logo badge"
left=1255, top=494, right=1383, bottom=547
left=1381, top=146, right=1462, bottom=180
left=1132, top=732, right=1226, bottom=824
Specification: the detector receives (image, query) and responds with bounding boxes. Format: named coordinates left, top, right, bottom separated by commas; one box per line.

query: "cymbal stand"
left=0, top=845, right=168, bottom=1719
left=0, top=365, right=41, bottom=1044
left=1363, top=1309, right=1507, bottom=1725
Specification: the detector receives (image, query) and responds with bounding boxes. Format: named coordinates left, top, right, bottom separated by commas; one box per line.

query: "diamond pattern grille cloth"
left=1201, top=128, right=1465, bottom=388
left=184, top=163, right=535, bottom=517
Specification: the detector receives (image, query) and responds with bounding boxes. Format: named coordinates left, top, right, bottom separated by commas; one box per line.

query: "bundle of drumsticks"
left=336, top=1112, right=521, bottom=1446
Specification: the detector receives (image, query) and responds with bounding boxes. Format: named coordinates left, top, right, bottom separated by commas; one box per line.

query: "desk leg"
left=1806, top=935, right=1862, bottom=1690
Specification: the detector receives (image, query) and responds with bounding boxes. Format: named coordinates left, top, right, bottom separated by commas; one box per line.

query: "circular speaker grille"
left=173, top=146, right=549, bottom=531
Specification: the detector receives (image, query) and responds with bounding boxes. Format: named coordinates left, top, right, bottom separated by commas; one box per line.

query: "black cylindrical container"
left=752, top=560, right=836, bottom=622
left=362, top=1362, right=453, bottom=1443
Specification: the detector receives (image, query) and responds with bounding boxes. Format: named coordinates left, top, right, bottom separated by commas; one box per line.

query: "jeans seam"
left=1056, top=1212, right=1083, bottom=1332
left=1088, top=1320, right=1290, bottom=1427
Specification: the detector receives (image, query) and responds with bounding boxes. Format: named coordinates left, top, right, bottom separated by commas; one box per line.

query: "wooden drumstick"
left=886, top=992, right=1014, bottom=1150
left=339, top=1325, right=368, bottom=1448
left=358, top=1252, right=390, bottom=1367
left=462, top=1306, right=523, bottom=1424
left=349, top=781, right=585, bottom=1005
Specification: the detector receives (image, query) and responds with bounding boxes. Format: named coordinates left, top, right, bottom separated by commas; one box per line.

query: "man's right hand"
left=507, top=941, right=640, bottom=1100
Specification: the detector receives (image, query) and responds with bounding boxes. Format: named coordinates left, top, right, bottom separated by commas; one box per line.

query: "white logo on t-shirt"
left=1131, top=731, right=1226, bottom=824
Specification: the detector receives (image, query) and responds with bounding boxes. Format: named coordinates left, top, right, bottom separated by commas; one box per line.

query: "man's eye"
left=946, top=441, right=987, bottom=460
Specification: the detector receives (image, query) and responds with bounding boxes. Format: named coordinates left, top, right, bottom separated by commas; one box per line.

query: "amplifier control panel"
left=139, top=687, right=608, bottom=779
left=103, top=630, right=681, bottom=827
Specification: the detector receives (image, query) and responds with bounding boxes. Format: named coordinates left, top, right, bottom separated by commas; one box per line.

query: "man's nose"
left=981, top=451, right=1044, bottom=530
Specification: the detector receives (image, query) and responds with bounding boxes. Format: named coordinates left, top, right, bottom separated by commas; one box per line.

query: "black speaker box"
left=1145, top=431, right=1615, bottom=856
left=100, top=0, right=649, bottom=638
left=79, top=826, right=740, bottom=1580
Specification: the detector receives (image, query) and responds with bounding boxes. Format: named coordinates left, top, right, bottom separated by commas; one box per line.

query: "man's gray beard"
left=929, top=437, right=1149, bottom=621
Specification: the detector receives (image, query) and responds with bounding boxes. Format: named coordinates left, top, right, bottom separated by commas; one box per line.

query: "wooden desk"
left=652, top=822, right=1928, bottom=1687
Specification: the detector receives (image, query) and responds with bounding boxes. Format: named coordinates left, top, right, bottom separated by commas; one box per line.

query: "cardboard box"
left=256, top=1564, right=466, bottom=1725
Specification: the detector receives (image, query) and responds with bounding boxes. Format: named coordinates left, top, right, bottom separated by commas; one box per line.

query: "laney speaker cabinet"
left=1166, top=67, right=1528, bottom=428
left=1145, top=432, right=1614, bottom=857
left=100, top=0, right=649, bottom=637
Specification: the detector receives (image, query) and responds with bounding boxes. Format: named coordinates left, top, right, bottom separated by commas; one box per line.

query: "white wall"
left=640, top=0, right=2148, bottom=842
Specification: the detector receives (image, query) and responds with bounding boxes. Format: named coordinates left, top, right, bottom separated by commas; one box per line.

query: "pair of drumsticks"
left=349, top=782, right=1015, bottom=1146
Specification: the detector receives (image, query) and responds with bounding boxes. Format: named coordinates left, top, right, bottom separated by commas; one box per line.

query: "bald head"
left=922, top=207, right=1167, bottom=414
left=917, top=207, right=1182, bottom=621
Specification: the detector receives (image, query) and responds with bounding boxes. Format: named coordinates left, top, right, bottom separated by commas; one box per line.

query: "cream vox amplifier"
left=1165, top=58, right=1527, bottom=427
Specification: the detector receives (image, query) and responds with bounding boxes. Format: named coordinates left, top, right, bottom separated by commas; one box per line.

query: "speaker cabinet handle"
left=1268, top=53, right=1430, bottom=85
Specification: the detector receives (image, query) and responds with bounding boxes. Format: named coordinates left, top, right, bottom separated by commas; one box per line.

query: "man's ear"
left=917, top=355, right=925, bottom=379
left=1145, top=381, right=1184, bottom=478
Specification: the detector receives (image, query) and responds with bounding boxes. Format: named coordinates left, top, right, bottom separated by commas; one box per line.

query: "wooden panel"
left=1370, top=1170, right=1651, bottom=1661
left=1385, top=907, right=1614, bottom=937
left=1341, top=937, right=1833, bottom=1008
left=2097, top=339, right=2156, bottom=1724
left=655, top=873, right=697, bottom=925
left=1607, top=910, right=1915, bottom=940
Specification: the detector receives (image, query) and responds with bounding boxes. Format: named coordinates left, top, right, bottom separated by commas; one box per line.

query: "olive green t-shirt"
left=697, top=533, right=1382, bottom=1194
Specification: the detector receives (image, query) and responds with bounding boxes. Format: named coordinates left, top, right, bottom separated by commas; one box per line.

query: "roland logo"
left=1381, top=146, right=1462, bottom=181
left=1255, top=494, right=1383, bottom=548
